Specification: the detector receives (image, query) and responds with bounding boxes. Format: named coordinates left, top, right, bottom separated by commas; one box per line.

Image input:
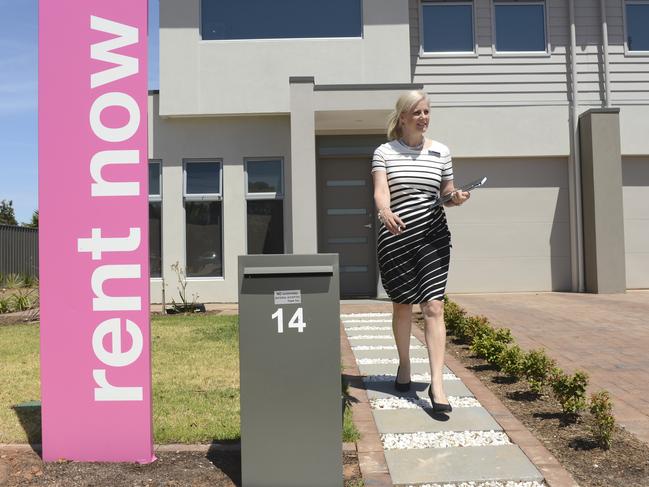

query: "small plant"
left=497, top=344, right=525, bottom=379
left=590, top=390, right=615, bottom=449
left=551, top=369, right=589, bottom=417
left=169, top=261, right=200, bottom=313
left=521, top=348, right=556, bottom=394
left=11, top=290, right=33, bottom=311
left=471, top=327, right=513, bottom=364
left=23, top=274, right=39, bottom=288
left=455, top=315, right=491, bottom=344
left=0, top=297, right=12, bottom=313
left=4, top=273, right=24, bottom=289
left=443, top=297, right=467, bottom=336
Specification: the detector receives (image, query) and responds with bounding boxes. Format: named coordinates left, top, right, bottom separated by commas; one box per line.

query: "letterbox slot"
left=243, top=265, right=334, bottom=278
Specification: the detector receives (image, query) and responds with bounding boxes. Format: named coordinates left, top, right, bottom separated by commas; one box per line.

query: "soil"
left=442, top=334, right=649, bottom=487
left=0, top=447, right=362, bottom=486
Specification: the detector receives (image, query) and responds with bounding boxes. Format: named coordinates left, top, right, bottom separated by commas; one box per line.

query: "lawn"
left=0, top=313, right=358, bottom=444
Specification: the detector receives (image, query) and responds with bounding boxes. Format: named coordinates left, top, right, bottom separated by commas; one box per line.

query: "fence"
left=0, top=224, right=39, bottom=278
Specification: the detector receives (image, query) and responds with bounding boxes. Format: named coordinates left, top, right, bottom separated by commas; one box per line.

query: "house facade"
left=148, top=0, right=649, bottom=303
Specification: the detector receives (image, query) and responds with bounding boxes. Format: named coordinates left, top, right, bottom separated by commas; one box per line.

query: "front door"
left=317, top=156, right=377, bottom=298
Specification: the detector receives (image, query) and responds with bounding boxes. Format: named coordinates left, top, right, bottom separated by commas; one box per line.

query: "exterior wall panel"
left=622, top=156, right=649, bottom=288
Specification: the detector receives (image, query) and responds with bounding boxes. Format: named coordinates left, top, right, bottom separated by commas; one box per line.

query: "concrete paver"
left=352, top=348, right=429, bottom=360
left=451, top=290, right=649, bottom=445
left=358, top=362, right=451, bottom=376
left=384, top=445, right=544, bottom=485
left=373, top=407, right=502, bottom=433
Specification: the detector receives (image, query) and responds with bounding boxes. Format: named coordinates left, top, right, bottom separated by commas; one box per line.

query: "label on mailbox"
left=274, top=290, right=302, bottom=305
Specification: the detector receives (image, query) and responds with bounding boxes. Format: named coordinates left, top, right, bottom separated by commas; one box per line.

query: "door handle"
left=364, top=223, right=372, bottom=229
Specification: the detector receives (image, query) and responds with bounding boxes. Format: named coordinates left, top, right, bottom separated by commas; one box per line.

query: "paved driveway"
left=450, top=291, right=649, bottom=445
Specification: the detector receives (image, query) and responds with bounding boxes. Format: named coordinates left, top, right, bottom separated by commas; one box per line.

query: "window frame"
left=182, top=158, right=225, bottom=280
left=198, top=0, right=365, bottom=42
left=148, top=159, right=163, bottom=280
left=183, top=159, right=223, bottom=201
left=244, top=157, right=285, bottom=255
left=491, top=0, right=550, bottom=57
left=623, top=0, right=649, bottom=56
left=419, top=1, right=478, bottom=58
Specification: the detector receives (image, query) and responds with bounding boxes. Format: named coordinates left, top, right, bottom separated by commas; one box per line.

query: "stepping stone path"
left=341, top=312, right=546, bottom=487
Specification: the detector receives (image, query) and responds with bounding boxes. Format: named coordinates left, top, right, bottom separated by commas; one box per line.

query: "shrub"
left=455, top=315, right=491, bottom=344
left=471, top=327, right=513, bottom=364
left=443, top=297, right=466, bottom=336
left=4, top=273, right=24, bottom=289
left=497, top=344, right=525, bottom=379
left=590, top=390, right=615, bottom=449
left=0, top=297, right=12, bottom=313
left=551, top=369, right=589, bottom=416
left=522, top=348, right=556, bottom=394
left=12, top=290, right=33, bottom=311
left=23, top=274, right=39, bottom=288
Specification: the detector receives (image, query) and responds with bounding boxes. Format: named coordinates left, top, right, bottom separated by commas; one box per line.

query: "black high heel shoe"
left=428, top=385, right=452, bottom=413
left=394, top=366, right=411, bottom=392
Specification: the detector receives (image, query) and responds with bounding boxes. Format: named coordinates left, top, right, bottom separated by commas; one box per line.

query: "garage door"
left=445, top=157, right=572, bottom=292
left=622, top=156, right=649, bottom=289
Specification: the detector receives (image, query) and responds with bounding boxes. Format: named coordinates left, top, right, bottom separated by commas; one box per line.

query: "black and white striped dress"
left=372, top=139, right=454, bottom=303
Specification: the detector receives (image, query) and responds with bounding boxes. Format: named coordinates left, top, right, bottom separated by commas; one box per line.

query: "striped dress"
left=372, top=139, right=454, bottom=303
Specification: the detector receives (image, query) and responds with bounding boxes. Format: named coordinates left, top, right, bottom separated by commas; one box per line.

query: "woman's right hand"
left=380, top=208, right=406, bottom=235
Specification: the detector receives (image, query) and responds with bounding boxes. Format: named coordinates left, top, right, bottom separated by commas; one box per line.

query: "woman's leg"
left=420, top=299, right=448, bottom=404
left=393, top=302, right=413, bottom=383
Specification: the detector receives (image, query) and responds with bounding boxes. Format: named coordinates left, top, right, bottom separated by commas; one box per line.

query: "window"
left=421, top=2, right=475, bottom=53
left=626, top=1, right=649, bottom=52
left=201, top=0, right=362, bottom=40
left=493, top=1, right=546, bottom=53
left=184, top=160, right=223, bottom=278
left=245, top=159, right=284, bottom=255
left=148, top=161, right=162, bottom=279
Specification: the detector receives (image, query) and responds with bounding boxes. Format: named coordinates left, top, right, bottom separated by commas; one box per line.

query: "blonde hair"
left=387, top=90, right=429, bottom=141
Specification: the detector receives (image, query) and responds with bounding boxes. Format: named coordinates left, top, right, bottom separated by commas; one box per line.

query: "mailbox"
left=238, top=254, right=342, bottom=487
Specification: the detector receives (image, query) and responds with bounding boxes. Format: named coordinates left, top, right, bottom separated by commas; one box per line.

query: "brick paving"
left=450, top=290, right=649, bottom=445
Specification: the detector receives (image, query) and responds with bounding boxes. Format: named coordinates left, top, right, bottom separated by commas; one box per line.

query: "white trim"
left=491, top=0, right=550, bottom=56
left=418, top=1, right=478, bottom=57
left=623, top=0, right=649, bottom=56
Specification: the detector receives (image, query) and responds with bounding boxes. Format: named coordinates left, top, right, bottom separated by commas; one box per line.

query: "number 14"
left=271, top=307, right=307, bottom=333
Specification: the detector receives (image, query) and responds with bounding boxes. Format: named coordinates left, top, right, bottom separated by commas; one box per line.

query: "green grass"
left=0, top=314, right=360, bottom=444
left=0, top=323, right=41, bottom=443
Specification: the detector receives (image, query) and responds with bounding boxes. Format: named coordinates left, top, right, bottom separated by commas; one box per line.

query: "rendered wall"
left=159, top=0, right=412, bottom=116
left=148, top=95, right=291, bottom=303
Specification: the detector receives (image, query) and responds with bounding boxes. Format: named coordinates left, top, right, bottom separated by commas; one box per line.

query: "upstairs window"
left=421, top=1, right=475, bottom=53
left=493, top=1, right=547, bottom=53
left=626, top=1, right=649, bottom=52
left=201, top=0, right=363, bottom=40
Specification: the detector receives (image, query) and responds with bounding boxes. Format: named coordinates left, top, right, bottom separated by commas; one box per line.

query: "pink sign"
left=38, top=0, right=153, bottom=462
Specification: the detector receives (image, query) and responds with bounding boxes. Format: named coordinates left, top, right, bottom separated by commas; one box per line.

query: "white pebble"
left=357, top=358, right=430, bottom=365
left=347, top=335, right=394, bottom=340
left=382, top=431, right=511, bottom=450
left=351, top=345, right=424, bottom=351
left=342, top=319, right=392, bottom=323
left=410, top=482, right=546, bottom=487
left=345, top=326, right=392, bottom=331
left=340, top=312, right=391, bottom=318
left=370, top=396, right=482, bottom=410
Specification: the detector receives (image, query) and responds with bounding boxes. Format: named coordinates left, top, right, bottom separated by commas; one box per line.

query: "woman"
left=371, top=90, right=470, bottom=412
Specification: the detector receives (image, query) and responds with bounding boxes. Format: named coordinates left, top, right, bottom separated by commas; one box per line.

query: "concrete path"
left=451, top=291, right=649, bottom=446
left=340, top=302, right=578, bottom=487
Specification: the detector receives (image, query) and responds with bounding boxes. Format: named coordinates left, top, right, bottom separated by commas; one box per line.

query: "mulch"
left=445, top=337, right=649, bottom=487
left=0, top=446, right=361, bottom=486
